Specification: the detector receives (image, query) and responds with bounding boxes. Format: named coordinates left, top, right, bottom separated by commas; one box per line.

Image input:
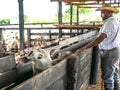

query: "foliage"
left=53, top=6, right=102, bottom=22
left=0, top=19, right=10, bottom=25
left=24, top=15, right=49, bottom=23
left=24, top=15, right=30, bottom=23
left=32, top=19, right=48, bottom=23
left=79, top=8, right=92, bottom=14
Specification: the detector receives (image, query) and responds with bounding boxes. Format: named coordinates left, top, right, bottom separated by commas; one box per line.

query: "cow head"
left=27, top=49, right=52, bottom=73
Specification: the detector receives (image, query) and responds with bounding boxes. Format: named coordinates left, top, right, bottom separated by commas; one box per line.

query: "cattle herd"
left=0, top=30, right=71, bottom=75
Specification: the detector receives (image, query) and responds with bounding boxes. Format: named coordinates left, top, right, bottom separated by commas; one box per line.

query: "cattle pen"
left=0, top=22, right=101, bottom=90
left=0, top=0, right=119, bottom=90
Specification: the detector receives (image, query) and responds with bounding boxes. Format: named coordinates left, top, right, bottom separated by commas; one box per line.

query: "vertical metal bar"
left=49, top=29, right=52, bottom=40
left=118, top=0, right=120, bottom=7
left=0, top=29, right=2, bottom=41
left=76, top=7, right=79, bottom=35
left=58, top=2, right=62, bottom=38
left=110, top=0, right=112, bottom=5
left=27, top=29, right=31, bottom=47
left=76, top=7, right=79, bottom=25
left=18, top=0, right=24, bottom=50
left=70, top=5, right=73, bottom=37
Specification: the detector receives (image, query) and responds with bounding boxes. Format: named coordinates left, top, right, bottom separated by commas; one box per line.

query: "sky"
left=0, top=0, right=119, bottom=23
left=0, top=0, right=58, bottom=23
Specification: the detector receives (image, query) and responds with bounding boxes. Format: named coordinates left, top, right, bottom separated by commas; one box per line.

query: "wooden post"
left=18, top=0, right=25, bottom=50
left=89, top=46, right=100, bottom=84
left=67, top=49, right=93, bottom=90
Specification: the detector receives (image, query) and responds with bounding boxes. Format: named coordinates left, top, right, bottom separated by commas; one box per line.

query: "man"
left=77, top=4, right=120, bottom=90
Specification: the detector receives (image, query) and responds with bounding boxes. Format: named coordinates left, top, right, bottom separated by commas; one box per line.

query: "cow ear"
left=28, top=51, right=33, bottom=56
left=50, top=49, right=56, bottom=55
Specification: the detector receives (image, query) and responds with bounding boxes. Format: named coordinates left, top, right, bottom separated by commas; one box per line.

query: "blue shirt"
left=99, top=17, right=120, bottom=50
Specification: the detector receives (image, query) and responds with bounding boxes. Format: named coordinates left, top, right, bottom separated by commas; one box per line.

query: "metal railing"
left=0, top=22, right=100, bottom=51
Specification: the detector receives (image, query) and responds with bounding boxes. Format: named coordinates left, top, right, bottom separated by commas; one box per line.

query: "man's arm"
left=77, top=33, right=107, bottom=52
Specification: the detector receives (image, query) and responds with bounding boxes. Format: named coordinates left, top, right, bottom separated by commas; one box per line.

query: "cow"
left=27, top=49, right=52, bottom=75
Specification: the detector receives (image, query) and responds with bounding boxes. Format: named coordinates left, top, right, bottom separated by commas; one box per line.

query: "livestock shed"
left=0, top=0, right=120, bottom=90
left=0, top=30, right=100, bottom=90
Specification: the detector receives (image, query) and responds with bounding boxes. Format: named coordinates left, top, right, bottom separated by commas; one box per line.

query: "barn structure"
left=0, top=0, right=119, bottom=90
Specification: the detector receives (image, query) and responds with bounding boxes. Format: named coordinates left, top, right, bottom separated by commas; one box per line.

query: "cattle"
left=26, top=49, right=52, bottom=75
left=2, top=31, right=20, bottom=52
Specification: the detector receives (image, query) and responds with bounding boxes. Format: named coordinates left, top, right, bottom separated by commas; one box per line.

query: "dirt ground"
left=87, top=69, right=103, bottom=90
left=87, top=65, right=120, bottom=90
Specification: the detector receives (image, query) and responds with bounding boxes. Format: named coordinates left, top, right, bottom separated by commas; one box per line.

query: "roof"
left=51, top=0, right=120, bottom=8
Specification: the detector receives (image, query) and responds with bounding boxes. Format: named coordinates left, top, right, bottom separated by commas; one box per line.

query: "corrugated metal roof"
left=51, top=0, right=120, bottom=8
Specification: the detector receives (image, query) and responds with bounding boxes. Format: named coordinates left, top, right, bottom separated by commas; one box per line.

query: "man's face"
left=101, top=10, right=113, bottom=20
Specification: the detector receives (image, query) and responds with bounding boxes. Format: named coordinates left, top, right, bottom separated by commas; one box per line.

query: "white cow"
left=27, top=49, right=52, bottom=75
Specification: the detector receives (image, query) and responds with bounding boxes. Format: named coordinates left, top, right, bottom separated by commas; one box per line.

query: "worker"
left=77, top=4, right=120, bottom=90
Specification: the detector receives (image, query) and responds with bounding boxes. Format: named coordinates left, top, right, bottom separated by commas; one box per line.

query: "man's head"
left=96, top=4, right=119, bottom=20
left=101, top=10, right=113, bottom=20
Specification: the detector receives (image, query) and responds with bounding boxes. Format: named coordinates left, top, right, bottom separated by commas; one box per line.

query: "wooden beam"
left=52, top=0, right=120, bottom=8
left=55, top=24, right=102, bottom=29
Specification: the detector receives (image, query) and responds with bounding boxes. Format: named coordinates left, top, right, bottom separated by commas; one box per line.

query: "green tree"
left=24, top=15, right=30, bottom=23
left=54, top=6, right=93, bottom=22
left=79, top=8, right=92, bottom=14
left=24, top=14, right=49, bottom=23
left=0, top=19, right=10, bottom=25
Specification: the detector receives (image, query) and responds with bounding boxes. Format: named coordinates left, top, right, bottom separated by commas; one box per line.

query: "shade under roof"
left=51, top=0, right=120, bottom=8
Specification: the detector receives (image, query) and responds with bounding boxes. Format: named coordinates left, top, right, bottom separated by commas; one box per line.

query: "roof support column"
left=18, top=0, right=24, bottom=50
left=70, top=5, right=73, bottom=37
left=58, top=2, right=62, bottom=38
left=76, top=7, right=79, bottom=34
left=76, top=7, right=79, bottom=25
left=0, top=29, right=2, bottom=41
